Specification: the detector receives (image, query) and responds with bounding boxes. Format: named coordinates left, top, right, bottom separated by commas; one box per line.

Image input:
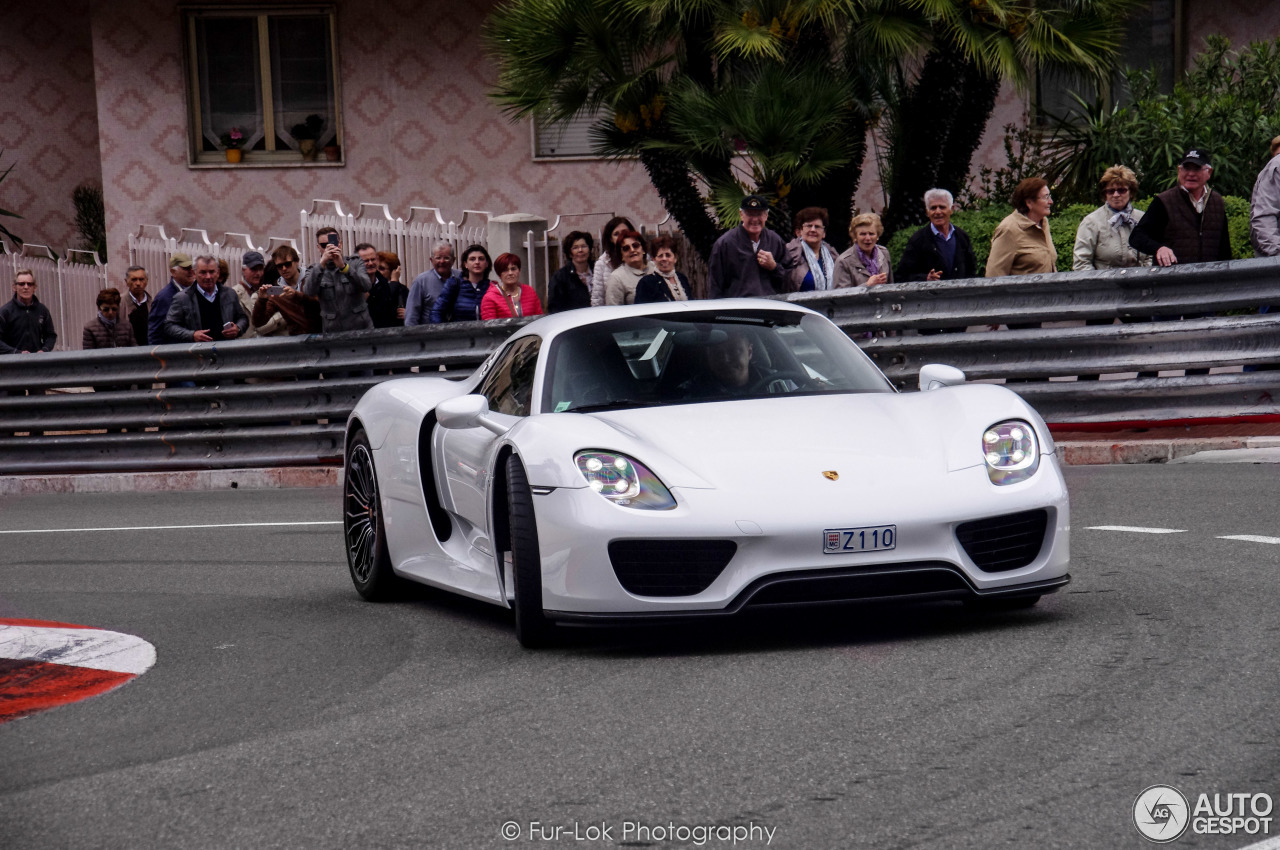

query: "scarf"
left=98, top=312, right=116, bottom=326
left=857, top=246, right=879, bottom=278
left=658, top=270, right=687, bottom=301
left=802, top=241, right=834, bottom=291
left=1108, top=205, right=1136, bottom=230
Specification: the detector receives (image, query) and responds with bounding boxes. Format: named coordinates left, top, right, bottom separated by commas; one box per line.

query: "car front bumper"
left=533, top=458, right=1070, bottom=615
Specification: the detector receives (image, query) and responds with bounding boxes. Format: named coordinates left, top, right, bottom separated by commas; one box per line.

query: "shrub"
left=1043, top=36, right=1280, bottom=203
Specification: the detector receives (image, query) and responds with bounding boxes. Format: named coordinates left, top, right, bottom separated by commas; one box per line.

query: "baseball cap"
left=740, top=194, right=768, bottom=212
left=1181, top=149, right=1211, bottom=168
left=242, top=250, right=266, bottom=269
left=170, top=252, right=193, bottom=268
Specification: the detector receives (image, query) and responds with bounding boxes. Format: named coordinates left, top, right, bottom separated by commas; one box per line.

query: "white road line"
left=1232, top=835, right=1280, bottom=850
left=0, top=521, right=342, bottom=535
left=1086, top=526, right=1186, bottom=534
left=1218, top=534, right=1280, bottom=545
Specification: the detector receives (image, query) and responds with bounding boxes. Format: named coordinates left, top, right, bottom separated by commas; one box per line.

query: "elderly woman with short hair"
left=784, top=206, right=839, bottom=292
left=833, top=213, right=893, bottom=288
left=986, top=177, right=1056, bottom=279
left=1073, top=165, right=1150, bottom=271
left=82, top=288, right=136, bottom=349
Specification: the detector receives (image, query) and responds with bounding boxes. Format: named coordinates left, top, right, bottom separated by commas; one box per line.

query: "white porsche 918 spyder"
left=343, top=299, right=1069, bottom=646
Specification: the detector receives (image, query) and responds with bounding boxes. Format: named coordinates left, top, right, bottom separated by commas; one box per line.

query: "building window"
left=531, top=110, right=606, bottom=160
left=1036, top=2, right=1180, bottom=123
left=183, top=6, right=342, bottom=167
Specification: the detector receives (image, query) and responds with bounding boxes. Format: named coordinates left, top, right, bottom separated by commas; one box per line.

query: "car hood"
left=592, top=392, right=961, bottom=489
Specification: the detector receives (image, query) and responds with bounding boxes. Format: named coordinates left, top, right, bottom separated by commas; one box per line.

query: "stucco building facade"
left=1, top=0, right=1276, bottom=268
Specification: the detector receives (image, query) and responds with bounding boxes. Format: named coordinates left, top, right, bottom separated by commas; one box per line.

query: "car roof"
left=506, top=298, right=819, bottom=343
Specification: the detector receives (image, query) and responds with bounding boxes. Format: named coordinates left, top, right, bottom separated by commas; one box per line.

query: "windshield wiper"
left=564, top=399, right=662, bottom=413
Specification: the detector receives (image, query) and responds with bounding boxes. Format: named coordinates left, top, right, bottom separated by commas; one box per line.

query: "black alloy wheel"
left=505, top=454, right=556, bottom=648
left=344, top=430, right=400, bottom=601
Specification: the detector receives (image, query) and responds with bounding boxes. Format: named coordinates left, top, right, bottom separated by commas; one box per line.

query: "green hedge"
left=884, top=195, right=1254, bottom=275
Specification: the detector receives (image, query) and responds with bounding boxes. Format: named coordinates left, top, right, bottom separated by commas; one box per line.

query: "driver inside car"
left=680, top=329, right=800, bottom=398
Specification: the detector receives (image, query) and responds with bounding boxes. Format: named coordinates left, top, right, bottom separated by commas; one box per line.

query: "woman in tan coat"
left=986, top=178, right=1056, bottom=278
left=833, top=213, right=893, bottom=288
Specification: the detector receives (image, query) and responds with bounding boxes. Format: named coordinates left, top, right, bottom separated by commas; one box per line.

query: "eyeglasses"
left=100, top=305, right=119, bottom=313
left=277, top=260, right=295, bottom=268
left=622, top=243, right=644, bottom=251
left=1104, top=187, right=1129, bottom=195
left=14, top=281, right=34, bottom=287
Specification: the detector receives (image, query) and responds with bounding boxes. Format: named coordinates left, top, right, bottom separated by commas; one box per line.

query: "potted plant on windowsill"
left=220, top=127, right=245, bottom=163
left=291, top=114, right=325, bottom=161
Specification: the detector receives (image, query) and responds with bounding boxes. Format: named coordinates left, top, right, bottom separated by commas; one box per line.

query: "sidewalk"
left=3, top=423, right=1279, bottom=495
left=1051, top=421, right=1280, bottom=465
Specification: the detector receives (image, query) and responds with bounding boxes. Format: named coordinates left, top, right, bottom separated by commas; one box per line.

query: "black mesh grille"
left=608, top=539, right=737, bottom=597
left=955, top=509, right=1049, bottom=572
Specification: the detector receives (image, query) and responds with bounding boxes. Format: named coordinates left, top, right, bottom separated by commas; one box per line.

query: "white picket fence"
left=299, top=200, right=492, bottom=279
left=120, top=199, right=702, bottom=329
left=127, top=225, right=300, bottom=300
left=0, top=242, right=110, bottom=352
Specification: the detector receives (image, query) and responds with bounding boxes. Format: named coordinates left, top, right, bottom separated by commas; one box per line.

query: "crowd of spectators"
left=7, top=143, right=1280, bottom=360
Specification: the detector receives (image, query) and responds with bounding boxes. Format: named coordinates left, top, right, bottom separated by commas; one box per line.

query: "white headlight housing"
left=574, top=451, right=676, bottom=510
left=982, top=420, right=1040, bottom=485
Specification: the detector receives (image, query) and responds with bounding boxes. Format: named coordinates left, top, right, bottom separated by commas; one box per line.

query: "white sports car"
left=343, top=299, right=1069, bottom=646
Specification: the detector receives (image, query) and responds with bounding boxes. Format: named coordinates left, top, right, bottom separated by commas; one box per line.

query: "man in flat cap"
left=228, top=250, right=267, bottom=339
left=148, top=252, right=197, bottom=344
left=708, top=195, right=794, bottom=299
left=1130, top=149, right=1232, bottom=267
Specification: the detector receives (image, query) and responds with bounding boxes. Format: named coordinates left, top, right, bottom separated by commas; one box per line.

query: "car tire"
left=966, top=594, right=1041, bottom=612
left=344, top=430, right=400, bottom=601
left=506, top=454, right=556, bottom=648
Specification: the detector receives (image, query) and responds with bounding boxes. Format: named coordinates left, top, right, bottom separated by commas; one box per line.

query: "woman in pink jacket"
left=480, top=253, right=544, bottom=320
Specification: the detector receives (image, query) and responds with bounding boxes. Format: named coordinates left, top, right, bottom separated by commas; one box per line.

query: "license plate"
left=823, top=525, right=897, bottom=554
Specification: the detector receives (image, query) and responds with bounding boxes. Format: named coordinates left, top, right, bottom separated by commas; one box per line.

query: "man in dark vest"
left=1130, top=149, right=1231, bottom=266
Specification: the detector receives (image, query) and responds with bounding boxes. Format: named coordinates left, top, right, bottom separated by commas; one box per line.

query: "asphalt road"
left=1, top=465, right=1278, bottom=850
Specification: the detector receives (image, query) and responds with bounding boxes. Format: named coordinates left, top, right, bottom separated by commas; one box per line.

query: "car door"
left=437, top=335, right=541, bottom=535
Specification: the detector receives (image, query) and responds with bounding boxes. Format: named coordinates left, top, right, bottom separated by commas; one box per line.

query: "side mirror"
left=435, top=394, right=509, bottom=435
left=918, top=363, right=966, bottom=392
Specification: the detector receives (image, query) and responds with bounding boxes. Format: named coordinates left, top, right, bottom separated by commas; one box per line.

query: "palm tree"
left=486, top=0, right=876, bottom=256
left=876, top=0, right=1141, bottom=238
left=485, top=0, right=1139, bottom=256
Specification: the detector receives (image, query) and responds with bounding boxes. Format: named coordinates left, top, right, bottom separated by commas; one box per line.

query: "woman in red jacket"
left=480, top=253, right=544, bottom=320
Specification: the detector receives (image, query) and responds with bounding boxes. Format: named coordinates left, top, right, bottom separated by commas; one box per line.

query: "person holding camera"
left=302, top=227, right=373, bottom=333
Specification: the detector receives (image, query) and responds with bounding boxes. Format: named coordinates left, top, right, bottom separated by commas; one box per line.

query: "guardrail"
left=3, top=255, right=1280, bottom=473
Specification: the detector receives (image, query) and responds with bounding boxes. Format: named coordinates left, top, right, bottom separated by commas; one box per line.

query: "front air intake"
left=955, top=509, right=1049, bottom=572
left=608, top=539, right=737, bottom=597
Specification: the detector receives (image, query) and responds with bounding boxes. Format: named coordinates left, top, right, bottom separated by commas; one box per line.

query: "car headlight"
left=982, top=420, right=1040, bottom=485
left=574, top=451, right=676, bottom=510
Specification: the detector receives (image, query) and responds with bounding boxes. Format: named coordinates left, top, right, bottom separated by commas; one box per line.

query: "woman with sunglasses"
left=589, top=215, right=637, bottom=306
left=603, top=230, right=655, bottom=305
left=480, top=253, right=544, bottom=320
left=82, top=288, right=136, bottom=349
left=1072, top=165, right=1150, bottom=271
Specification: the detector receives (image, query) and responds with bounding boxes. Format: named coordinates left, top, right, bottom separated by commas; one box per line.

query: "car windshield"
left=541, top=308, right=894, bottom=413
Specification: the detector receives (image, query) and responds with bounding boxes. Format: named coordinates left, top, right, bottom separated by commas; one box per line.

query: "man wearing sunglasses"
left=252, top=245, right=319, bottom=336
left=0, top=269, right=57, bottom=354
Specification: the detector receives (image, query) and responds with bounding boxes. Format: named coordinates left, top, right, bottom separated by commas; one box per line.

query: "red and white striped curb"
left=0, top=618, right=156, bottom=723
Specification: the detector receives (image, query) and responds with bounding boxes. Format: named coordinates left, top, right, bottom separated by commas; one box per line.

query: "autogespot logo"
left=1134, top=785, right=1191, bottom=843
